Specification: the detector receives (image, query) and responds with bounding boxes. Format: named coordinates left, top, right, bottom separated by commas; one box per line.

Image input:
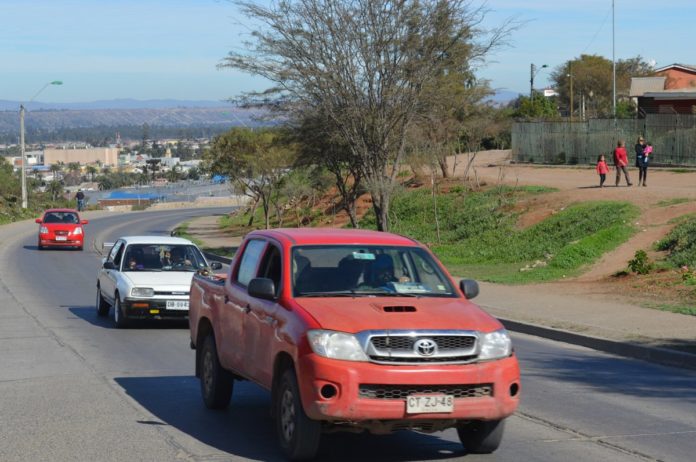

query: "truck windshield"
left=292, top=245, right=457, bottom=298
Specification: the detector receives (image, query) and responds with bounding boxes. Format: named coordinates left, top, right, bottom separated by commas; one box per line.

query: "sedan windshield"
left=123, top=244, right=207, bottom=272
left=43, top=212, right=79, bottom=224
left=292, top=245, right=457, bottom=297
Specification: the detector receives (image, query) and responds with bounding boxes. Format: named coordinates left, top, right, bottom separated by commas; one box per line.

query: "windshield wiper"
left=297, top=290, right=362, bottom=297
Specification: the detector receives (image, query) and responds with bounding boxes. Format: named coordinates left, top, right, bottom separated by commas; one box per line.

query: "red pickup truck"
left=189, top=228, right=520, bottom=460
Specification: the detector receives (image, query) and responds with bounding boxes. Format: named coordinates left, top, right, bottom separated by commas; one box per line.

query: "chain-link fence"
left=512, top=114, right=696, bottom=166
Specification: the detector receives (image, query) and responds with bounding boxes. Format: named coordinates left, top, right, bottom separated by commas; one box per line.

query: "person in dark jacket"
left=635, top=136, right=648, bottom=186
left=75, top=189, right=85, bottom=211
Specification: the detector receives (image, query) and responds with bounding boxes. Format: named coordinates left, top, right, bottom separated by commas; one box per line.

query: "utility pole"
left=19, top=80, right=62, bottom=209
left=20, top=105, right=27, bottom=209
left=530, top=63, right=548, bottom=103
left=612, top=0, right=616, bottom=118
left=569, top=62, right=574, bottom=122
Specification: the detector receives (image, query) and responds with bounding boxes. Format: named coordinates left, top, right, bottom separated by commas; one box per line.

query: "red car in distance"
left=36, top=208, right=89, bottom=250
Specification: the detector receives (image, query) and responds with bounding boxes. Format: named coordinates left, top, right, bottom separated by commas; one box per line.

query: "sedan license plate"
left=55, top=236, right=67, bottom=241
left=406, top=395, right=454, bottom=414
left=166, top=300, right=189, bottom=310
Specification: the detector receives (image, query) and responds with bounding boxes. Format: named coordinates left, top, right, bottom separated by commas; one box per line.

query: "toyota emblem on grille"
left=414, top=338, right=437, bottom=356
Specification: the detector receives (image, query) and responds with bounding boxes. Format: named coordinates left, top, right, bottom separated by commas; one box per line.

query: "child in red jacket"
left=596, top=154, right=609, bottom=187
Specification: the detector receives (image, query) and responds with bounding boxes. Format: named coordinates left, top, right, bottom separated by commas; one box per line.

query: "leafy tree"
left=46, top=180, right=64, bottom=201
left=49, top=163, right=62, bottom=181
left=204, top=127, right=294, bottom=229
left=186, top=166, right=200, bottom=181
left=220, top=0, right=514, bottom=231
left=85, top=165, right=98, bottom=181
left=292, top=111, right=365, bottom=228
left=550, top=54, right=653, bottom=118
left=511, top=91, right=559, bottom=119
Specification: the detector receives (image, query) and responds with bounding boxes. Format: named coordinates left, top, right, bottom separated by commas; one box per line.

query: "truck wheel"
left=96, top=286, right=109, bottom=317
left=113, top=297, right=129, bottom=328
left=457, top=419, right=505, bottom=454
left=200, top=334, right=233, bottom=409
left=274, top=368, right=321, bottom=461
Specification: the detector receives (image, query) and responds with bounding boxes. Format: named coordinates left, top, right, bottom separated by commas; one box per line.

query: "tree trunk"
left=438, top=157, right=449, bottom=179
left=346, top=201, right=359, bottom=229
left=247, top=197, right=259, bottom=227
left=371, top=191, right=390, bottom=232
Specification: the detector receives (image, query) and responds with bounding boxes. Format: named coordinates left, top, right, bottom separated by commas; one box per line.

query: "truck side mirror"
left=248, top=277, right=276, bottom=300
left=459, top=279, right=479, bottom=299
left=209, top=261, right=223, bottom=270
left=103, top=261, right=116, bottom=270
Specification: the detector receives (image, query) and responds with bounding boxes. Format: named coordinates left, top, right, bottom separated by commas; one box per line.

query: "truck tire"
left=200, top=334, right=233, bottom=409
left=96, top=286, right=109, bottom=317
left=113, top=297, right=129, bottom=328
left=457, top=419, right=505, bottom=454
left=274, top=368, right=321, bottom=461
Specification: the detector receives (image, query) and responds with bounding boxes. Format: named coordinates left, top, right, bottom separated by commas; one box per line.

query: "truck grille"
left=359, top=384, right=493, bottom=400
left=371, top=335, right=475, bottom=351
left=363, top=331, right=478, bottom=364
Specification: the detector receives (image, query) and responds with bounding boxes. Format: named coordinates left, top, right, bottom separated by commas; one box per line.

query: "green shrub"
left=656, top=217, right=696, bottom=268
left=628, top=250, right=653, bottom=275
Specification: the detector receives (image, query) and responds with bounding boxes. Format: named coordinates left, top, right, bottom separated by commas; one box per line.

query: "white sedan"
left=96, top=235, right=222, bottom=327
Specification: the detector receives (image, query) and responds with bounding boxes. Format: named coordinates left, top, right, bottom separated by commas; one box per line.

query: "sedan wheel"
left=113, top=297, right=129, bottom=328
left=274, top=368, right=321, bottom=461
left=96, top=286, right=110, bottom=317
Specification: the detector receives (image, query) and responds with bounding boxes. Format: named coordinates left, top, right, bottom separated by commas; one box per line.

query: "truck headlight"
left=478, top=329, right=512, bottom=361
left=307, top=330, right=368, bottom=362
left=131, top=287, right=154, bottom=297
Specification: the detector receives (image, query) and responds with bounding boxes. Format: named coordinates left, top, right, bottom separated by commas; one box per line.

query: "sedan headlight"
left=72, top=227, right=83, bottom=235
left=131, top=287, right=155, bottom=297
left=40, top=226, right=48, bottom=234
left=307, top=330, right=368, bottom=361
left=478, top=329, right=512, bottom=361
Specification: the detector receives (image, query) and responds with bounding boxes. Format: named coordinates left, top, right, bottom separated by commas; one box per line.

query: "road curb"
left=498, top=317, right=696, bottom=371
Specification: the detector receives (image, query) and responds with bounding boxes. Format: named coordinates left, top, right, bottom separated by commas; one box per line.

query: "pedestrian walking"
left=635, top=137, right=650, bottom=187
left=75, top=189, right=85, bottom=211
left=596, top=154, right=609, bottom=187
left=612, top=140, right=632, bottom=186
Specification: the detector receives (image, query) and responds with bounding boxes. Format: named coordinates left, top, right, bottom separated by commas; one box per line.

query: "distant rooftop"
left=630, top=77, right=666, bottom=97
left=654, top=63, right=696, bottom=73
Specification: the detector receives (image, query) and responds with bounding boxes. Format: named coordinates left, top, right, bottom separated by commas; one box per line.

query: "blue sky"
left=2, top=0, right=694, bottom=103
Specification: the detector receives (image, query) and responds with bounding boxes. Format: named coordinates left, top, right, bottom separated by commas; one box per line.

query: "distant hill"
left=0, top=106, right=269, bottom=136
left=487, top=90, right=520, bottom=105
left=0, top=98, right=230, bottom=111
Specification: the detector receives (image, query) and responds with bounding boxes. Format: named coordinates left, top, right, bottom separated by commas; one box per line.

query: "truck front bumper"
left=297, top=354, right=520, bottom=423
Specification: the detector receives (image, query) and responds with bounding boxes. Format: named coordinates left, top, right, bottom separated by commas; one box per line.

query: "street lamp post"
left=20, top=80, right=63, bottom=209
left=530, top=63, right=548, bottom=102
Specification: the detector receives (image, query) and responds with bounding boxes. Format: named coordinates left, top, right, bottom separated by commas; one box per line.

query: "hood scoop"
left=379, top=305, right=417, bottom=313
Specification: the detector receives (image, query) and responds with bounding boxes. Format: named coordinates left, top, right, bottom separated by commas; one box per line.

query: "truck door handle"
left=244, top=305, right=251, bottom=314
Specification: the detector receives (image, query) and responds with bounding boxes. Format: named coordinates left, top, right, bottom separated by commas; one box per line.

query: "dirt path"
left=446, top=150, right=696, bottom=281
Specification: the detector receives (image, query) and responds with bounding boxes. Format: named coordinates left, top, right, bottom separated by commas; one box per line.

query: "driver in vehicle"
left=169, top=247, right=192, bottom=267
left=371, top=254, right=410, bottom=288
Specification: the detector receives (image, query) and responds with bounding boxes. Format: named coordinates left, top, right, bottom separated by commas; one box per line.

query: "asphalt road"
left=1, top=208, right=695, bottom=462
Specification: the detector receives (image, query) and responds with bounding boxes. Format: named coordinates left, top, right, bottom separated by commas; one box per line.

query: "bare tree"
left=221, top=0, right=514, bottom=231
